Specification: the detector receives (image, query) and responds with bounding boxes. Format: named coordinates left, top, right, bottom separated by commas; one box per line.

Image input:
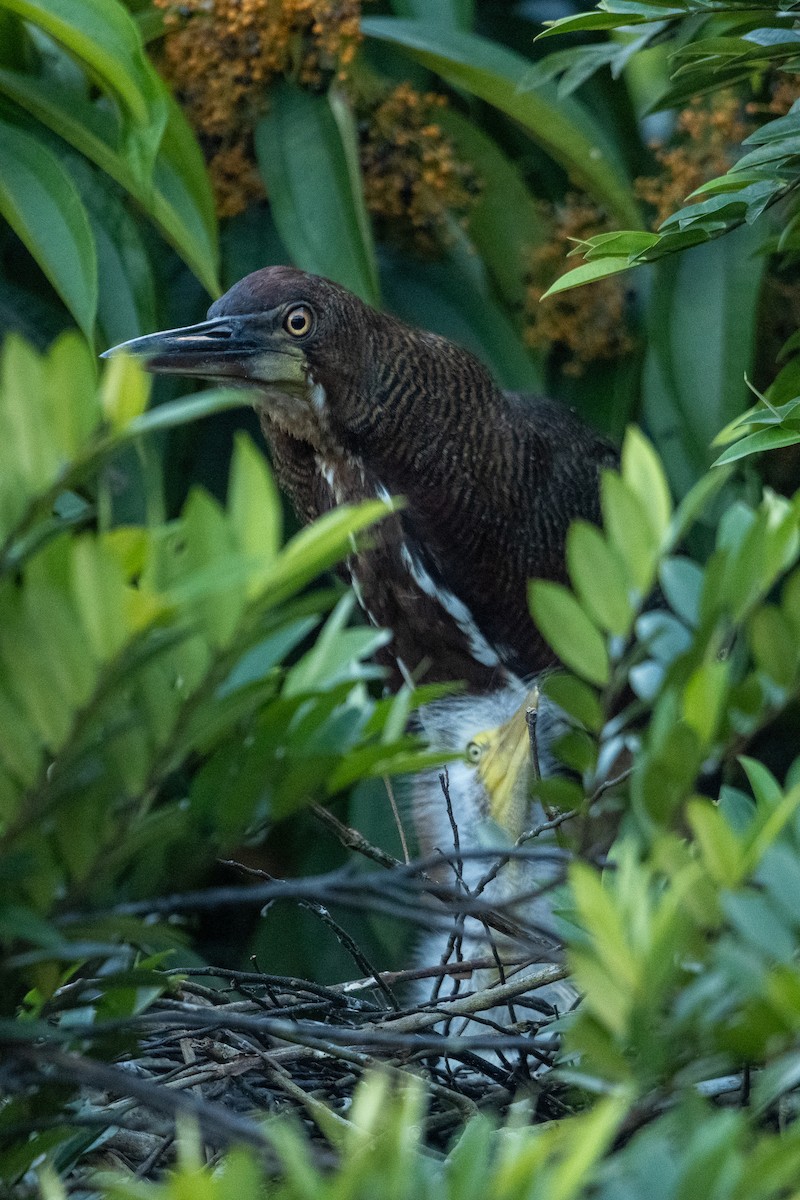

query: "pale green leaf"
left=621, top=426, right=672, bottom=543
left=529, top=580, right=610, bottom=686
left=227, top=433, right=282, bottom=573
left=566, top=521, right=633, bottom=637
left=601, top=471, right=659, bottom=595
left=100, top=352, right=150, bottom=430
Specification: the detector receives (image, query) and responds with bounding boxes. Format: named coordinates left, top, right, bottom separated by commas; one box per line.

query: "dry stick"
left=439, top=770, right=518, bottom=1050
left=383, top=774, right=411, bottom=864
left=223, top=860, right=400, bottom=1013
left=311, top=803, right=408, bottom=872
left=14, top=1045, right=268, bottom=1150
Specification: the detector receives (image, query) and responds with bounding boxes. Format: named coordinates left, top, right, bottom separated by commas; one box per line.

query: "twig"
left=384, top=774, right=411, bottom=864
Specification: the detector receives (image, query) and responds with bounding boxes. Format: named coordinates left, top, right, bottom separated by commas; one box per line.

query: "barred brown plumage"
left=108, top=266, right=618, bottom=692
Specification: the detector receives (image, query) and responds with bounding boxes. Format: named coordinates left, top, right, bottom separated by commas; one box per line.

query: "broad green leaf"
left=153, top=95, right=219, bottom=296
left=123, top=387, right=244, bottom=439
left=529, top=580, right=610, bottom=685
left=644, top=229, right=766, bottom=492
left=437, top=108, right=550, bottom=311
left=391, top=0, right=473, bottom=29
left=78, top=163, right=156, bottom=345
left=361, top=18, right=641, bottom=229
left=621, top=426, right=672, bottom=542
left=70, top=536, right=129, bottom=660
left=566, top=521, right=633, bottom=637
left=0, top=0, right=167, bottom=178
left=180, top=489, right=243, bottom=647
left=0, top=75, right=219, bottom=296
left=0, top=118, right=97, bottom=337
left=540, top=672, right=604, bottom=732
left=255, top=82, right=379, bottom=304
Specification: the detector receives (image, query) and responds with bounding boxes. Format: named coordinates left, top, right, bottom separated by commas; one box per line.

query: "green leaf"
left=0, top=0, right=168, bottom=178
left=100, top=351, right=150, bottom=430
left=541, top=256, right=632, bottom=297
left=540, top=672, right=604, bottom=732
left=436, top=108, right=550, bottom=311
left=529, top=580, right=610, bottom=685
left=601, top=471, right=659, bottom=595
left=749, top=605, right=798, bottom=688
left=255, top=82, right=379, bottom=304
left=0, top=74, right=219, bottom=296
left=361, top=17, right=641, bottom=229
left=227, top=433, right=282, bottom=573
left=566, top=521, right=633, bottom=637
left=621, top=427, right=673, bottom=543
left=0, top=118, right=97, bottom=336
left=713, top=426, right=800, bottom=466
left=683, top=660, right=729, bottom=745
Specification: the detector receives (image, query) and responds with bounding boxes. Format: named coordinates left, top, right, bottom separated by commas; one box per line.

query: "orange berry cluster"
left=635, top=92, right=751, bottom=227
left=525, top=195, right=634, bottom=376
left=359, top=83, right=481, bottom=256
left=154, top=0, right=361, bottom=216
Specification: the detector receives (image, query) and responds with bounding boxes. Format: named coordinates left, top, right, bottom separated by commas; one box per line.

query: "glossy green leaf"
left=0, top=0, right=168, bottom=177
left=713, top=426, right=800, bottom=466
left=0, top=118, right=97, bottom=336
left=361, top=17, right=641, bottom=229
left=529, top=580, right=610, bottom=685
left=0, top=75, right=219, bottom=296
left=255, top=82, right=379, bottom=304
left=436, top=108, right=550, bottom=311
left=541, top=257, right=632, bottom=297
left=644, top=226, right=766, bottom=495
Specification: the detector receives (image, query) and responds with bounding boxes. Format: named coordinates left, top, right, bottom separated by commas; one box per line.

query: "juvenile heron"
left=109, top=267, right=613, bottom=1021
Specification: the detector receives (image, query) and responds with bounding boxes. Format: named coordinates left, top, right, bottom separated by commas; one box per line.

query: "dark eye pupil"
left=289, top=309, right=308, bottom=333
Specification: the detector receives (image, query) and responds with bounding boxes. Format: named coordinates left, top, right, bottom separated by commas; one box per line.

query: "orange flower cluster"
left=524, top=196, right=634, bottom=376
left=154, top=0, right=361, bottom=216
left=359, top=83, right=480, bottom=256
left=635, top=92, right=751, bottom=227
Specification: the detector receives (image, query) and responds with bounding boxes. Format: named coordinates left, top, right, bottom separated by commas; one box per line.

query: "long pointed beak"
left=475, top=686, right=541, bottom=839
left=101, top=316, right=305, bottom=387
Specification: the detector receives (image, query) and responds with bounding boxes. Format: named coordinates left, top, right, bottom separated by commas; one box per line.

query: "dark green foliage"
left=2, top=0, right=800, bottom=1195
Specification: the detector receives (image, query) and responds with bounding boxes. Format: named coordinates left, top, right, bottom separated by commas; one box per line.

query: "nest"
left=4, top=797, right=584, bottom=1194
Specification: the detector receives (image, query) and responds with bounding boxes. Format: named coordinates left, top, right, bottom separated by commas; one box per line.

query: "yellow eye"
left=284, top=304, right=313, bottom=337
left=466, top=741, right=483, bottom=763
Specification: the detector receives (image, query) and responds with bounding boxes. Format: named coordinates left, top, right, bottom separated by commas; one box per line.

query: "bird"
left=108, top=266, right=618, bottom=694
left=108, top=267, right=615, bottom=1035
